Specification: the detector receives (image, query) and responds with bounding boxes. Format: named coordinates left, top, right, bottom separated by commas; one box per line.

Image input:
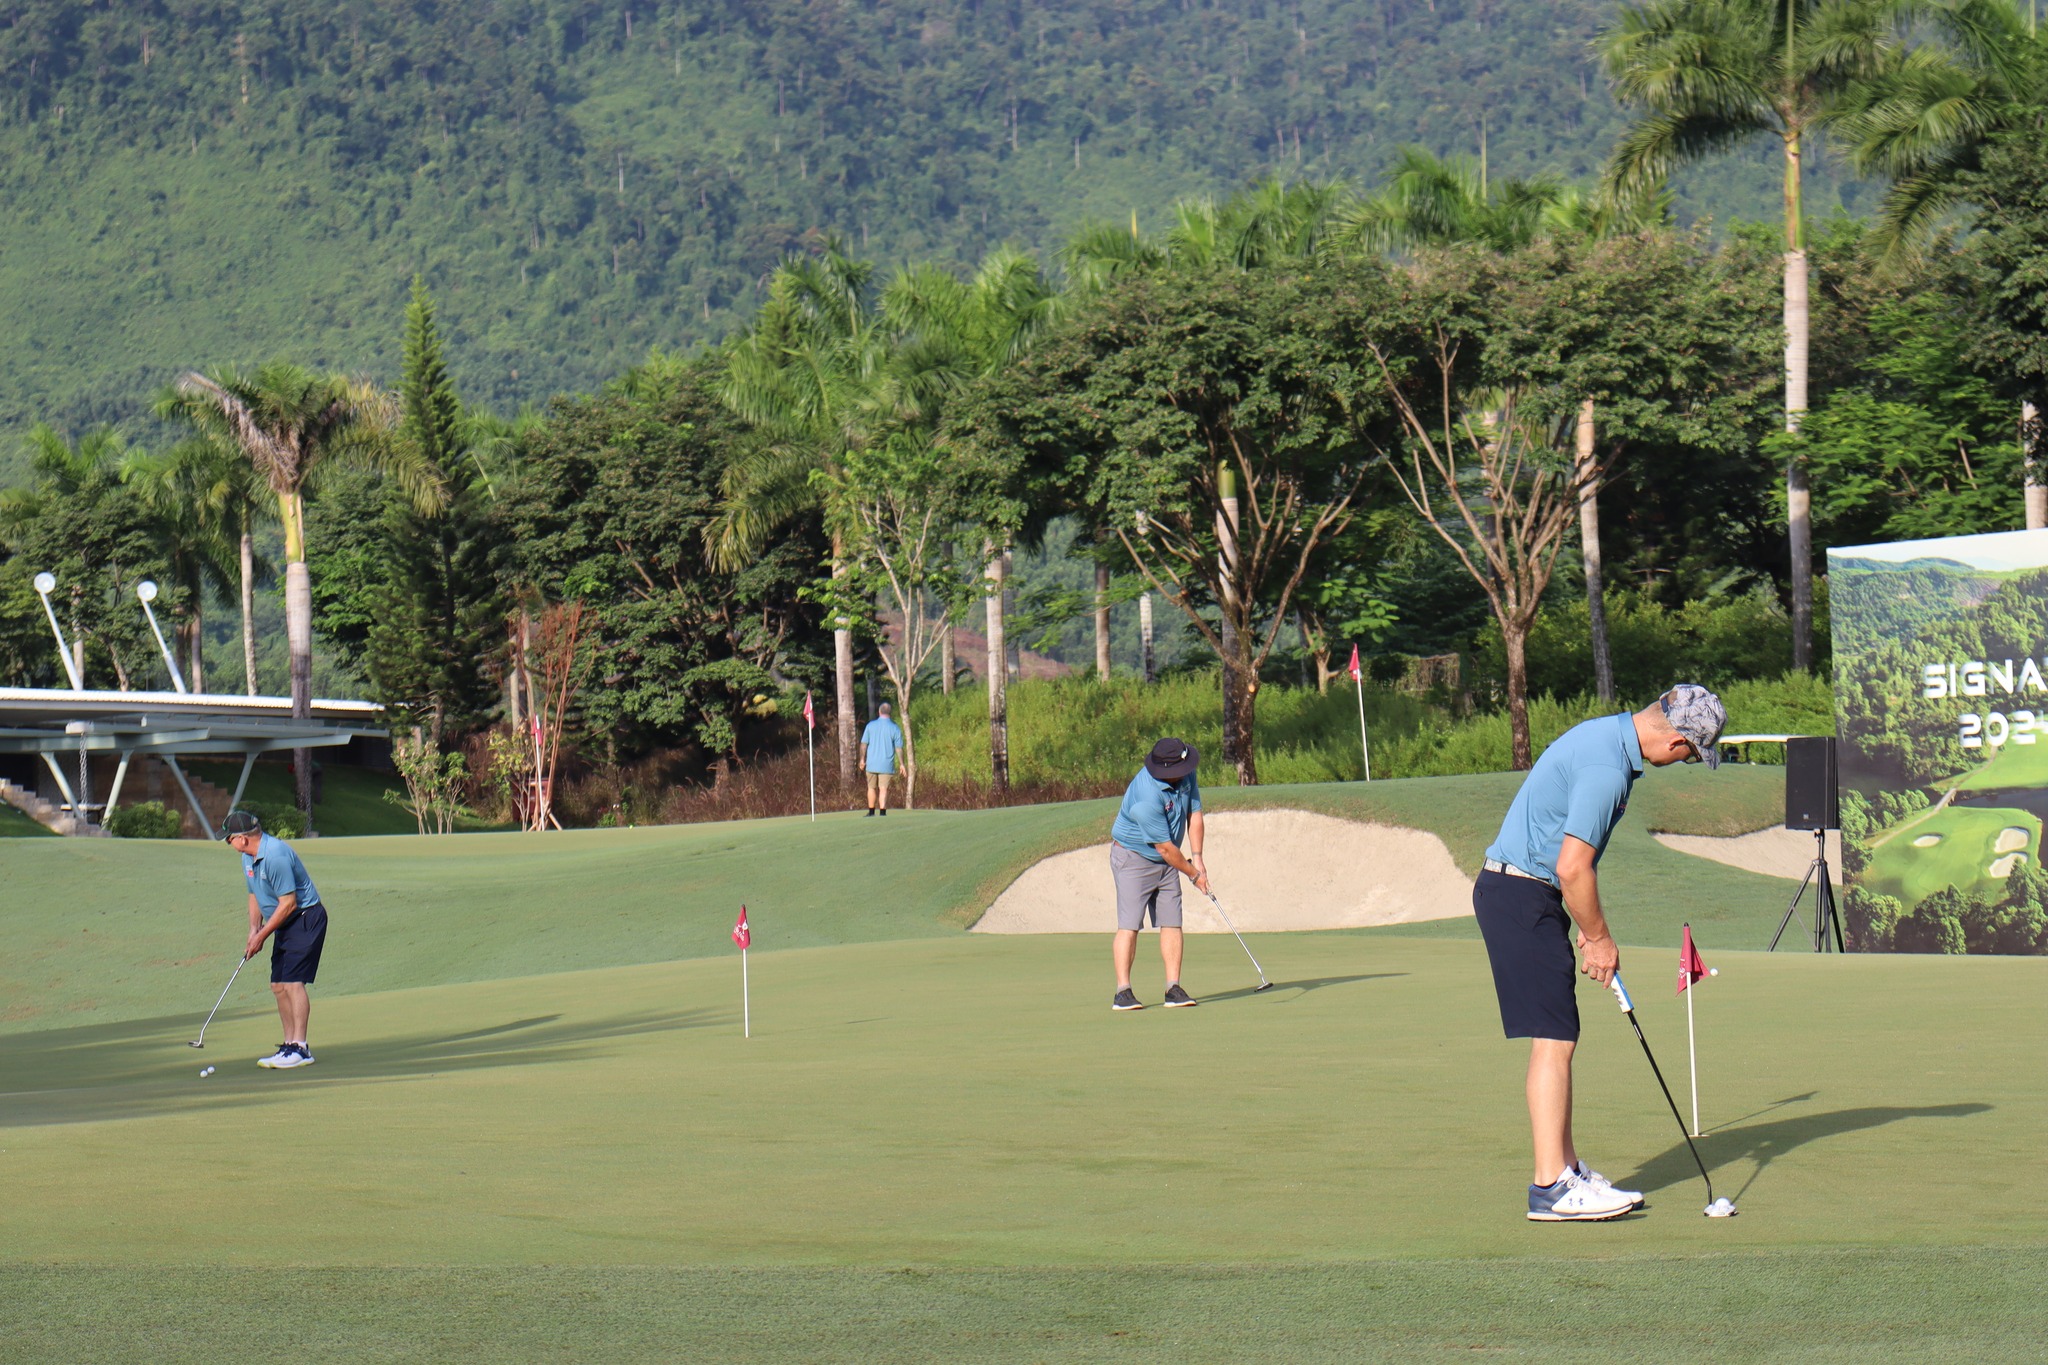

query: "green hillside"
left=0, top=0, right=1865, bottom=463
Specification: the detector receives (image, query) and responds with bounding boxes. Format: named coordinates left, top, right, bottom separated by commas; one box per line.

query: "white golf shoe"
left=1575, top=1161, right=1644, bottom=1209
left=1526, top=1168, right=1635, bottom=1222
left=267, top=1044, right=315, bottom=1069
left=256, top=1044, right=293, bottom=1068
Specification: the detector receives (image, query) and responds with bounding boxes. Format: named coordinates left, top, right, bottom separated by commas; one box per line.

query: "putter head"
left=1254, top=981, right=1276, bottom=992
left=1704, top=1198, right=1737, bottom=1218
left=187, top=1040, right=204, bottom=1048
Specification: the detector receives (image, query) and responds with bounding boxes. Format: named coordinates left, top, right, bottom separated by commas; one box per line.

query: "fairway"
left=5, top=777, right=2043, bottom=1361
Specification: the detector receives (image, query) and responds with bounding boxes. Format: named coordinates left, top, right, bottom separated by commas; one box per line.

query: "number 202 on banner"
left=1960, top=712, right=2047, bottom=748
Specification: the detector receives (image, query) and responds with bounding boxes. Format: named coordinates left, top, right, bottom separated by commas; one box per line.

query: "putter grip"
left=1609, top=973, right=1634, bottom=1013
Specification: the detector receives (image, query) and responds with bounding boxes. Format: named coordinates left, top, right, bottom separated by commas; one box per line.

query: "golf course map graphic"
left=1831, top=531, right=2048, bottom=955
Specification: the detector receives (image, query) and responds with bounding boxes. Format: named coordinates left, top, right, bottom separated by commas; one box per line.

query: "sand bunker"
left=1989, top=853, right=2029, bottom=878
left=973, top=809, right=1471, bottom=933
left=1994, top=827, right=2030, bottom=855
left=1653, top=826, right=1843, bottom=881
left=1912, top=834, right=1944, bottom=848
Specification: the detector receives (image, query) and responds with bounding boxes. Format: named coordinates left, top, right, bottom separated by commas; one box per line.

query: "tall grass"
left=907, top=671, right=1836, bottom=790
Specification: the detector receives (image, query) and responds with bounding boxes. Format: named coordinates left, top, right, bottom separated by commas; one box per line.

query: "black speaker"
left=1785, top=736, right=1839, bottom=831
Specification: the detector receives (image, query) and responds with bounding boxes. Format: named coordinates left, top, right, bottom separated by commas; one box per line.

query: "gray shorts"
left=1111, top=843, right=1183, bottom=930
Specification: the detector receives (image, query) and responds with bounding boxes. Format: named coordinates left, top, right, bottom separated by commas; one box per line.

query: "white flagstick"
left=742, top=946, right=750, bottom=1039
left=1355, top=671, right=1372, bottom=782
left=807, top=723, right=816, bottom=823
left=1687, top=968, right=1700, bottom=1136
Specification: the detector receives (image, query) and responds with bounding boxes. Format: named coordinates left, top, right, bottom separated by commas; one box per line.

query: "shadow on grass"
left=1621, top=1101, right=1994, bottom=1198
left=1205, top=972, right=1405, bottom=1003
left=0, top=1006, right=722, bottom=1128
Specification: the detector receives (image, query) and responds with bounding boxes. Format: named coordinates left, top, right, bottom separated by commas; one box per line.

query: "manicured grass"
left=10, top=768, right=2032, bottom=1362
left=1863, top=804, right=2040, bottom=904
left=0, top=765, right=1788, bottom=1031
left=0, top=801, right=56, bottom=837
left=179, top=757, right=456, bottom=838
left=1, top=938, right=2042, bottom=1358
left=1955, top=734, right=2048, bottom=789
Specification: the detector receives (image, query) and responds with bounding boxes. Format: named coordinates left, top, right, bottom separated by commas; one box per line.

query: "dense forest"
left=0, top=0, right=1864, bottom=461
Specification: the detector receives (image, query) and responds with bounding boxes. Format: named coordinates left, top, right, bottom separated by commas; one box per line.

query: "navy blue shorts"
left=1472, top=870, right=1578, bottom=1041
left=270, top=902, right=328, bottom=984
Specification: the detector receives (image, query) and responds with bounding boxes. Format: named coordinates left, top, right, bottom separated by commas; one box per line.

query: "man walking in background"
left=1108, top=737, right=1208, bottom=1011
left=222, top=809, right=329, bottom=1070
left=1474, top=684, right=1726, bottom=1221
left=861, top=702, right=904, bottom=816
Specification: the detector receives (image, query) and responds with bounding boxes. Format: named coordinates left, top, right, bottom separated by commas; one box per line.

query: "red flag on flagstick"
left=1678, top=923, right=1707, bottom=994
left=1347, top=643, right=1363, bottom=683
left=802, top=691, right=815, bottom=730
left=732, top=906, right=751, bottom=950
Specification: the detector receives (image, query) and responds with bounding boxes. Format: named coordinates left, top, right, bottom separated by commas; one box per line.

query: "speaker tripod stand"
left=1770, top=826, right=1844, bottom=952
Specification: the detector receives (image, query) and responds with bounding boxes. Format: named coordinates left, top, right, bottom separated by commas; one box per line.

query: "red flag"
left=802, top=691, right=815, bottom=730
left=732, top=905, right=751, bottom=951
left=1678, top=923, right=1706, bottom=994
left=1347, top=644, right=1363, bottom=683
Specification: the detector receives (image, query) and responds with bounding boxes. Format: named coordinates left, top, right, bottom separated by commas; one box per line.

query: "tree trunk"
left=986, top=544, right=1009, bottom=793
left=1093, top=559, right=1112, bottom=678
left=1504, top=617, right=1533, bottom=771
left=1576, top=398, right=1613, bottom=702
left=185, top=604, right=205, bottom=693
left=831, top=535, right=856, bottom=787
left=2024, top=400, right=2044, bottom=530
left=1139, top=592, right=1154, bottom=683
left=1217, top=468, right=1241, bottom=762
left=240, top=526, right=258, bottom=696
left=1223, top=641, right=1259, bottom=786
left=940, top=619, right=955, bottom=695
left=284, top=491, right=315, bottom=826
left=899, top=679, right=916, bottom=812
left=1783, top=132, right=1813, bottom=673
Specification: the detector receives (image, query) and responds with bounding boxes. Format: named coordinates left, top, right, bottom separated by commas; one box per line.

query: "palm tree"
left=121, top=439, right=251, bottom=692
left=1835, top=0, right=2047, bottom=522
left=1601, top=0, right=1914, bottom=671
left=885, top=248, right=1062, bottom=792
left=715, top=246, right=893, bottom=789
left=159, top=362, right=432, bottom=821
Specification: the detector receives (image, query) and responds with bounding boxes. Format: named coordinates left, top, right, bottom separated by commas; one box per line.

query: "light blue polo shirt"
left=1110, top=768, right=1202, bottom=863
left=242, top=833, right=320, bottom=917
left=861, top=716, right=903, bottom=774
left=1484, top=713, right=1643, bottom=887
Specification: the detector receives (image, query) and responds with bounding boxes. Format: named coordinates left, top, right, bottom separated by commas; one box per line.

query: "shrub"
left=236, top=800, right=307, bottom=840
left=104, top=800, right=184, bottom=839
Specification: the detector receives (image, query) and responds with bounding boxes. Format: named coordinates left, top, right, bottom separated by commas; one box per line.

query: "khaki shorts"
left=865, top=771, right=893, bottom=798
left=1111, top=843, right=1182, bottom=930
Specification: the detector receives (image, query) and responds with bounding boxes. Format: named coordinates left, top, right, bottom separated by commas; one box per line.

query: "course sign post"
left=1829, top=529, right=2048, bottom=955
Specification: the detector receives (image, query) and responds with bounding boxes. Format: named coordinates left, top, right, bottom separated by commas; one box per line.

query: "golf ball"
left=200, top=1066, right=214, bottom=1077
left=1708, top=968, right=1719, bottom=977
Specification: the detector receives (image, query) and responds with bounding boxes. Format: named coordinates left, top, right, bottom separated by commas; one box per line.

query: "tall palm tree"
left=885, top=248, right=1062, bottom=792
left=1601, top=0, right=1914, bottom=671
left=159, top=362, right=431, bottom=820
left=122, top=439, right=250, bottom=692
left=716, top=246, right=893, bottom=788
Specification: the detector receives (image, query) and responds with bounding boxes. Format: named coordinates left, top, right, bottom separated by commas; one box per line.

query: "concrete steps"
left=0, top=777, right=110, bottom=837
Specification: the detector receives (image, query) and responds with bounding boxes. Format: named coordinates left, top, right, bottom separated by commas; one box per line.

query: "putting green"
left=9, top=766, right=2040, bottom=1361
left=1, top=938, right=2042, bottom=1359
left=1954, top=735, right=2048, bottom=789
left=1864, top=804, right=2043, bottom=905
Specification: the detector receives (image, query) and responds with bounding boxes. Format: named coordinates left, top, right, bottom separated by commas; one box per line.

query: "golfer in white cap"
left=1474, top=683, right=1727, bottom=1221
left=1107, top=737, right=1208, bottom=1011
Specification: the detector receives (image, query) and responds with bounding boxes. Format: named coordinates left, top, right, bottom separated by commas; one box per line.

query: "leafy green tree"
left=1960, top=124, right=2048, bottom=528
left=1601, top=0, right=1919, bottom=671
left=500, top=355, right=826, bottom=765
left=159, top=363, right=433, bottom=821
left=121, top=437, right=251, bottom=693
left=1896, top=885, right=1972, bottom=953
left=961, top=264, right=1399, bottom=784
left=0, top=424, right=162, bottom=687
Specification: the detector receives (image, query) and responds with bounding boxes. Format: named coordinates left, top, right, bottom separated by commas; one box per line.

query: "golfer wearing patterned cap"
left=1474, top=683, right=1726, bottom=1221
left=222, top=809, right=329, bottom=1069
left=1107, top=737, right=1209, bottom=1011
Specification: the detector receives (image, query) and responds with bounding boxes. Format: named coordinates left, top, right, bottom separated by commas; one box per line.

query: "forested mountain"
left=0, top=0, right=1866, bottom=464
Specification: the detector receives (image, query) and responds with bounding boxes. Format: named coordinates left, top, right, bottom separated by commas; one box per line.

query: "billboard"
left=1829, top=529, right=2048, bottom=954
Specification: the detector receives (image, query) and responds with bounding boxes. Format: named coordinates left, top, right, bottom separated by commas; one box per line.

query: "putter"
left=188, top=954, right=251, bottom=1049
left=1204, top=892, right=1275, bottom=992
left=1608, top=974, right=1735, bottom=1217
